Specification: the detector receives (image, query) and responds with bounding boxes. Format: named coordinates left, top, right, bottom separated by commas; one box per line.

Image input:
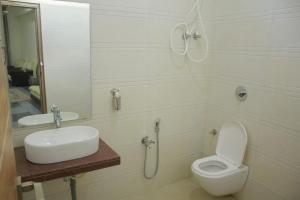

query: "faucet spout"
left=50, top=104, right=62, bottom=128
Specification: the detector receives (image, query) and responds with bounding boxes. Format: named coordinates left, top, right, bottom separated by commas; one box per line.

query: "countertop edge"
left=24, top=157, right=121, bottom=182
left=15, top=139, right=121, bottom=183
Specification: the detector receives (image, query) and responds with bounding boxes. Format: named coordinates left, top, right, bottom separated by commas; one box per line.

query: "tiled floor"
left=10, top=87, right=41, bottom=127
left=119, top=179, right=236, bottom=200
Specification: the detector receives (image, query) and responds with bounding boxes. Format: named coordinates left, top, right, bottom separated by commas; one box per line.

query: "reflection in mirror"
left=2, top=4, right=46, bottom=128
left=2, top=1, right=91, bottom=129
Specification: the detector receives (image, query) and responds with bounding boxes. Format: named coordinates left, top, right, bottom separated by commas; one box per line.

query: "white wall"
left=13, top=0, right=300, bottom=199
left=40, top=1, right=91, bottom=117
left=19, top=10, right=38, bottom=64
left=7, top=7, right=37, bottom=66
left=7, top=7, right=21, bottom=66
left=14, top=0, right=207, bottom=200
left=203, top=0, right=300, bottom=200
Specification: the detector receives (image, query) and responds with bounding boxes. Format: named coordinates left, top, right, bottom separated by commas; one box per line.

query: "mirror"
left=2, top=0, right=91, bottom=128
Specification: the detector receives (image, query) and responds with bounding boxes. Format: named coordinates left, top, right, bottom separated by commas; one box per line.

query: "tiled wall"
left=14, top=0, right=207, bottom=199
left=203, top=0, right=300, bottom=199
left=13, top=0, right=300, bottom=199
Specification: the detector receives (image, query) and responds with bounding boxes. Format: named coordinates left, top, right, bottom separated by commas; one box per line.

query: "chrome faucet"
left=50, top=104, right=62, bottom=128
left=141, top=136, right=155, bottom=149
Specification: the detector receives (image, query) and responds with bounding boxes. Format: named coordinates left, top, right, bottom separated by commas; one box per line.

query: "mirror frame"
left=3, top=0, right=92, bottom=130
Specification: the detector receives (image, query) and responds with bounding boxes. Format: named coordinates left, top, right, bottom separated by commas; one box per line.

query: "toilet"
left=191, top=121, right=249, bottom=196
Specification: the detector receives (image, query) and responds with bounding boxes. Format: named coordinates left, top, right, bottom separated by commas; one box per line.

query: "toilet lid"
left=216, top=121, right=247, bottom=167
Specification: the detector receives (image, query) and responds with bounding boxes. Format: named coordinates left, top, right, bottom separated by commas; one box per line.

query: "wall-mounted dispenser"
left=111, top=89, right=121, bottom=111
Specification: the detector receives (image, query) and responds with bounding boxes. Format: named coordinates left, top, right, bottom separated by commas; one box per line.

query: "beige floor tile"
left=119, top=179, right=235, bottom=200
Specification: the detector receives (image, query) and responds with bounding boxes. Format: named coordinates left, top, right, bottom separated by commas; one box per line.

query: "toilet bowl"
left=191, top=121, right=249, bottom=196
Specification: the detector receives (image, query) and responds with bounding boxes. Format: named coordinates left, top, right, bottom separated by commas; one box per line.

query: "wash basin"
left=18, top=112, right=80, bottom=127
left=25, top=126, right=100, bottom=164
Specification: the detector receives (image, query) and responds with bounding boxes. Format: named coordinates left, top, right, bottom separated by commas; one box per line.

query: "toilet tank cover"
left=216, top=121, right=248, bottom=167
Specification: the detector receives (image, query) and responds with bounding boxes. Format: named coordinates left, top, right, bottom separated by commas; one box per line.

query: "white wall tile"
left=16, top=1, right=300, bottom=200
left=18, top=1, right=207, bottom=200
left=206, top=1, right=300, bottom=199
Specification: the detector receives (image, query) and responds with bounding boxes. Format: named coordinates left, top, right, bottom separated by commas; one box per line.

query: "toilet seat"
left=216, top=121, right=247, bottom=167
left=192, top=155, right=240, bottom=178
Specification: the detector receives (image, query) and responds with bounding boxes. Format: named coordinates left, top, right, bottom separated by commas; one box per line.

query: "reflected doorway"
left=2, top=2, right=46, bottom=128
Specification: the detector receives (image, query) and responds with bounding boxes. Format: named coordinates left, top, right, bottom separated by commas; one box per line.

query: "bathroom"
left=0, top=0, right=299, bottom=199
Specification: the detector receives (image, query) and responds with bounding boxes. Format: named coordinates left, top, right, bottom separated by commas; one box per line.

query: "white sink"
left=18, top=112, right=80, bottom=127
left=25, top=126, right=99, bottom=164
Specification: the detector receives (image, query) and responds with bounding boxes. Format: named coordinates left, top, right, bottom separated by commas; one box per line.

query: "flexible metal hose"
left=143, top=121, right=160, bottom=179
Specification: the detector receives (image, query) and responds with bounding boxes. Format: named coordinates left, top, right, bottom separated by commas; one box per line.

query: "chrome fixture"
left=111, top=88, right=121, bottom=111
left=183, top=30, right=201, bottom=40
left=141, top=136, right=155, bottom=149
left=142, top=118, right=161, bottom=179
left=64, top=176, right=77, bottom=200
left=170, top=0, right=208, bottom=63
left=236, top=86, right=248, bottom=102
left=17, top=176, right=45, bottom=200
left=209, top=129, right=218, bottom=136
left=50, top=104, right=62, bottom=128
left=192, top=31, right=202, bottom=40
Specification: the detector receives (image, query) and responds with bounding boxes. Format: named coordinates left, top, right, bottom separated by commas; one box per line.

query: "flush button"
left=236, top=86, right=248, bottom=102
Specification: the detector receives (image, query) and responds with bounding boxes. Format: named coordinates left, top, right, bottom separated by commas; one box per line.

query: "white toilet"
left=191, top=121, right=249, bottom=196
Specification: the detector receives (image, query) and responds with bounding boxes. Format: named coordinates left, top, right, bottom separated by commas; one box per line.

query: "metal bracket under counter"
left=17, top=177, right=45, bottom=200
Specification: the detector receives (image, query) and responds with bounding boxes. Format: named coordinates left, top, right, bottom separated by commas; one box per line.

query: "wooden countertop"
left=14, top=139, right=120, bottom=182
